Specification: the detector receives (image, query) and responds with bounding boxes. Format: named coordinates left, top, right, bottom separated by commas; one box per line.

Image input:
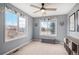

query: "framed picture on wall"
left=77, top=10, right=79, bottom=32
left=69, top=13, right=75, bottom=32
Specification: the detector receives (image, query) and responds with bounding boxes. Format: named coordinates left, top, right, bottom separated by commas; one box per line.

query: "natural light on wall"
left=5, top=6, right=26, bottom=42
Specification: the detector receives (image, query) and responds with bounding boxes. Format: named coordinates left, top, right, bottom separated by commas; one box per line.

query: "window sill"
left=5, top=35, right=26, bottom=42
left=40, top=34, right=57, bottom=36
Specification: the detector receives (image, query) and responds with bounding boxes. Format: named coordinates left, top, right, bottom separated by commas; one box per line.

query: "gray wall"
left=0, top=4, right=33, bottom=54
left=0, top=3, right=5, bottom=54
left=33, top=15, right=67, bottom=42
left=67, top=3, right=79, bottom=38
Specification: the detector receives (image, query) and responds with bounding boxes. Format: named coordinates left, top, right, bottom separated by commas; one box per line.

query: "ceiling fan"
left=30, top=3, right=57, bottom=13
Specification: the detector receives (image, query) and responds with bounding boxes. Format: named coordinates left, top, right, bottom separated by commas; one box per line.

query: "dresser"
left=64, top=36, right=79, bottom=55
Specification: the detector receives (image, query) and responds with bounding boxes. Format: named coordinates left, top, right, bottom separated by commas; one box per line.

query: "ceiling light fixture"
left=31, top=3, right=56, bottom=14
left=41, top=9, right=45, bottom=13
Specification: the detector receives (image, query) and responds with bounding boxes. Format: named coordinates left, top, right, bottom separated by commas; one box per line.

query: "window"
left=40, top=19, right=57, bottom=36
left=5, top=11, right=18, bottom=41
left=5, top=8, right=26, bottom=42
left=77, top=11, right=79, bottom=32
left=40, top=21, right=48, bottom=35
left=69, top=13, right=75, bottom=31
left=48, top=22, right=55, bottom=35
left=19, top=16, right=26, bottom=34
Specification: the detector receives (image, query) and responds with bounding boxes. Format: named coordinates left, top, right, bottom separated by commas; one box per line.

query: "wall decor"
left=60, top=21, right=64, bottom=26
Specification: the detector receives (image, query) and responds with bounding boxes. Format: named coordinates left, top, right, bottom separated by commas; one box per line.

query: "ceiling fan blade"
left=45, top=8, right=56, bottom=11
left=34, top=10, right=40, bottom=13
left=30, top=5, right=40, bottom=9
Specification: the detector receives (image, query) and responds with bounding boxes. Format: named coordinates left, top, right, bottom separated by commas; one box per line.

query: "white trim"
left=3, top=40, right=32, bottom=55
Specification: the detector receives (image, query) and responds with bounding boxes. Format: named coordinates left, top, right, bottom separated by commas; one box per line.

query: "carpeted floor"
left=11, top=41, right=68, bottom=55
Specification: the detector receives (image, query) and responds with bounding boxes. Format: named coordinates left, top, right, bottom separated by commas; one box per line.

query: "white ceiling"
left=11, top=3, right=76, bottom=17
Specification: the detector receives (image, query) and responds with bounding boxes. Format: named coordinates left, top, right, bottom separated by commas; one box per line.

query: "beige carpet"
left=11, top=41, right=68, bottom=55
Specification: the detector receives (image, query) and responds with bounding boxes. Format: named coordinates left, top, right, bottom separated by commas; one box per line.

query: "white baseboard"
left=3, top=40, right=32, bottom=55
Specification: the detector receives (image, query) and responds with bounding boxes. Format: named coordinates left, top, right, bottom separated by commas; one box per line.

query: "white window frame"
left=5, top=7, right=27, bottom=42
left=40, top=18, right=57, bottom=36
left=69, top=13, right=75, bottom=31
